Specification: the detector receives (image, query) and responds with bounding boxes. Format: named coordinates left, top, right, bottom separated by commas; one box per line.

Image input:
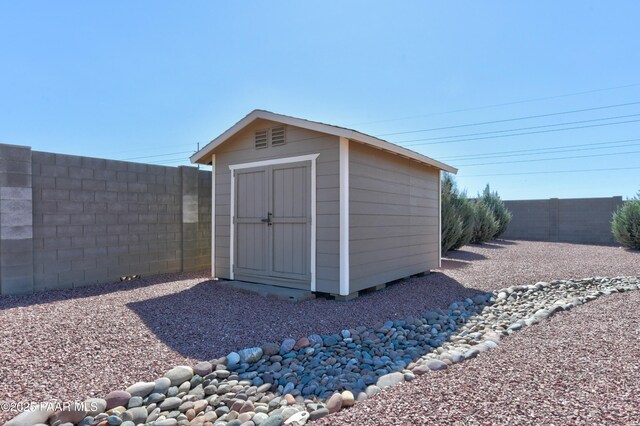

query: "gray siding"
left=502, top=196, right=624, bottom=245
left=349, top=141, right=440, bottom=292
left=212, top=119, right=340, bottom=293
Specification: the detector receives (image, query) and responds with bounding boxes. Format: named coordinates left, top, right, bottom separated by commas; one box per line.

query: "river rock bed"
left=9, top=276, right=639, bottom=426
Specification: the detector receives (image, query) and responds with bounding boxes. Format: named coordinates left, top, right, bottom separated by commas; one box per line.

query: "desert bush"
left=451, top=193, right=475, bottom=250
left=441, top=175, right=463, bottom=255
left=471, top=200, right=499, bottom=244
left=611, top=191, right=640, bottom=249
left=481, top=184, right=512, bottom=239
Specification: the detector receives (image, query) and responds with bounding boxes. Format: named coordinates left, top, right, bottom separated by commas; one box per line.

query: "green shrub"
left=471, top=200, right=499, bottom=244
left=611, top=191, right=640, bottom=249
left=480, top=184, right=512, bottom=239
left=441, top=175, right=463, bottom=255
left=451, top=193, right=475, bottom=250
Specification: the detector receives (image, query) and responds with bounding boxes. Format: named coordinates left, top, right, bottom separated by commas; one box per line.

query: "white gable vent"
left=255, top=129, right=268, bottom=149
left=271, top=126, right=286, bottom=146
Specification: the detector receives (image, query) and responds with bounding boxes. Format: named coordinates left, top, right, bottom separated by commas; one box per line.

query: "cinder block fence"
left=0, top=143, right=211, bottom=295
left=502, top=197, right=624, bottom=245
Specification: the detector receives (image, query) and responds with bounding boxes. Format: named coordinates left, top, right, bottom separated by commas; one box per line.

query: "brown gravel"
left=317, top=289, right=640, bottom=426
left=0, top=240, right=638, bottom=423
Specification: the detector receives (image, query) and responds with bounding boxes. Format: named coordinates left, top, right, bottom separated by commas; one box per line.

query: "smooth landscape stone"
left=376, top=372, right=405, bottom=389
left=125, top=381, right=155, bottom=398
left=152, top=377, right=172, bottom=395
left=340, top=390, right=355, bottom=407
left=280, top=338, right=296, bottom=354
left=215, top=369, right=230, bottom=379
left=154, top=419, right=178, bottom=426
left=227, top=352, right=241, bottom=366
left=253, top=412, right=269, bottom=425
left=284, top=411, right=310, bottom=425
left=261, top=414, right=285, bottom=426
left=239, top=347, right=264, bottom=364
left=48, top=406, right=88, bottom=425
left=262, top=342, right=280, bottom=356
left=309, top=408, right=329, bottom=421
left=5, top=405, right=55, bottom=426
left=326, top=393, right=343, bottom=413
left=281, top=406, right=298, bottom=419
left=105, top=390, right=131, bottom=410
left=365, top=385, right=381, bottom=397
left=194, top=361, right=213, bottom=377
left=159, top=397, right=182, bottom=411
left=146, top=393, right=165, bottom=404
left=84, top=398, right=107, bottom=417
left=121, top=407, right=148, bottom=424
left=308, top=334, right=323, bottom=346
left=126, top=396, right=143, bottom=408
left=164, top=366, right=194, bottom=387
left=107, top=415, right=122, bottom=425
left=412, top=364, right=431, bottom=375
left=425, top=359, right=448, bottom=371
left=294, top=337, right=310, bottom=350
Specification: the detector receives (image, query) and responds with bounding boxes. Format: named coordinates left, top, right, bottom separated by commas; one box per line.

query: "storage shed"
left=190, top=110, right=457, bottom=299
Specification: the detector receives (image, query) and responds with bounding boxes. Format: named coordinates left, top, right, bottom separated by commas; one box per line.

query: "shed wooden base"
left=329, top=270, right=431, bottom=301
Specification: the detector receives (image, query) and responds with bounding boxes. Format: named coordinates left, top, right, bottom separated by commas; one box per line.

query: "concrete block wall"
left=0, top=144, right=34, bottom=295
left=502, top=196, right=624, bottom=245
left=0, top=143, right=211, bottom=295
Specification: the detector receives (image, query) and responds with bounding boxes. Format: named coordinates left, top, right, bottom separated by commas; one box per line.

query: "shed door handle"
left=261, top=212, right=272, bottom=225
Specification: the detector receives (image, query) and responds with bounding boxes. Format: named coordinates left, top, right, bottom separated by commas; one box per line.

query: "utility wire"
left=452, top=141, right=640, bottom=162
left=401, top=118, right=640, bottom=147
left=459, top=166, right=640, bottom=178
left=349, top=83, right=640, bottom=126
left=440, top=138, right=640, bottom=160
left=375, top=101, right=640, bottom=137
left=120, top=151, right=195, bottom=161
left=395, top=113, right=640, bottom=144
left=455, top=149, right=640, bottom=167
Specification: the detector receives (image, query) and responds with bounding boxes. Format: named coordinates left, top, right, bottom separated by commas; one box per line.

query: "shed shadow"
left=445, top=250, right=487, bottom=262
left=126, top=272, right=487, bottom=361
left=439, top=259, right=471, bottom=270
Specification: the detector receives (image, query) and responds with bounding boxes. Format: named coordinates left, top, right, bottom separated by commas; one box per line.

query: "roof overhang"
left=190, top=109, right=458, bottom=174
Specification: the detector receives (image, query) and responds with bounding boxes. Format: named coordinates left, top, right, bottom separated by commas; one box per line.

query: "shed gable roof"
left=190, top=109, right=458, bottom=174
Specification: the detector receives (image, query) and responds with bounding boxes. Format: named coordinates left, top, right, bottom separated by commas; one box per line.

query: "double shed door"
left=233, top=161, right=311, bottom=289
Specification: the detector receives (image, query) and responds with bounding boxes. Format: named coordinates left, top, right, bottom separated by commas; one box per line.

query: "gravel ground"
left=317, top=289, right=640, bottom=426
left=0, top=240, right=638, bottom=423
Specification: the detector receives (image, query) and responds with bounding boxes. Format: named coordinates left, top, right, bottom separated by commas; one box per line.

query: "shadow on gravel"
left=492, top=239, right=518, bottom=246
left=445, top=250, right=487, bottom=262
left=440, top=259, right=471, bottom=270
left=0, top=271, right=209, bottom=311
left=126, top=272, right=487, bottom=361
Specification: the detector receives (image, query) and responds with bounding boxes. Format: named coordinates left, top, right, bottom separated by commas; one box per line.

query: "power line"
left=440, top=138, right=640, bottom=160
left=401, top=118, right=640, bottom=147
left=458, top=166, right=640, bottom=178
left=93, top=143, right=196, bottom=157
left=349, top=83, right=640, bottom=126
left=375, top=101, right=640, bottom=137
left=396, top=113, right=640, bottom=144
left=145, top=157, right=192, bottom=165
left=120, top=151, right=195, bottom=161
left=455, top=149, right=640, bottom=167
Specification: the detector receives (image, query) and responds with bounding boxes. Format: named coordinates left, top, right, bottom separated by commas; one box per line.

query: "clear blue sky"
left=2, top=1, right=639, bottom=200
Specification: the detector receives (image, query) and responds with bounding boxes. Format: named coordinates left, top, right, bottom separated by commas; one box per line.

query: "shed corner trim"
left=339, top=137, right=350, bottom=296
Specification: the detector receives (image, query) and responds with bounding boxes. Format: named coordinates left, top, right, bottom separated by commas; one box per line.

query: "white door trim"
left=229, top=153, right=319, bottom=291
left=339, top=137, right=350, bottom=296
left=211, top=154, right=216, bottom=277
